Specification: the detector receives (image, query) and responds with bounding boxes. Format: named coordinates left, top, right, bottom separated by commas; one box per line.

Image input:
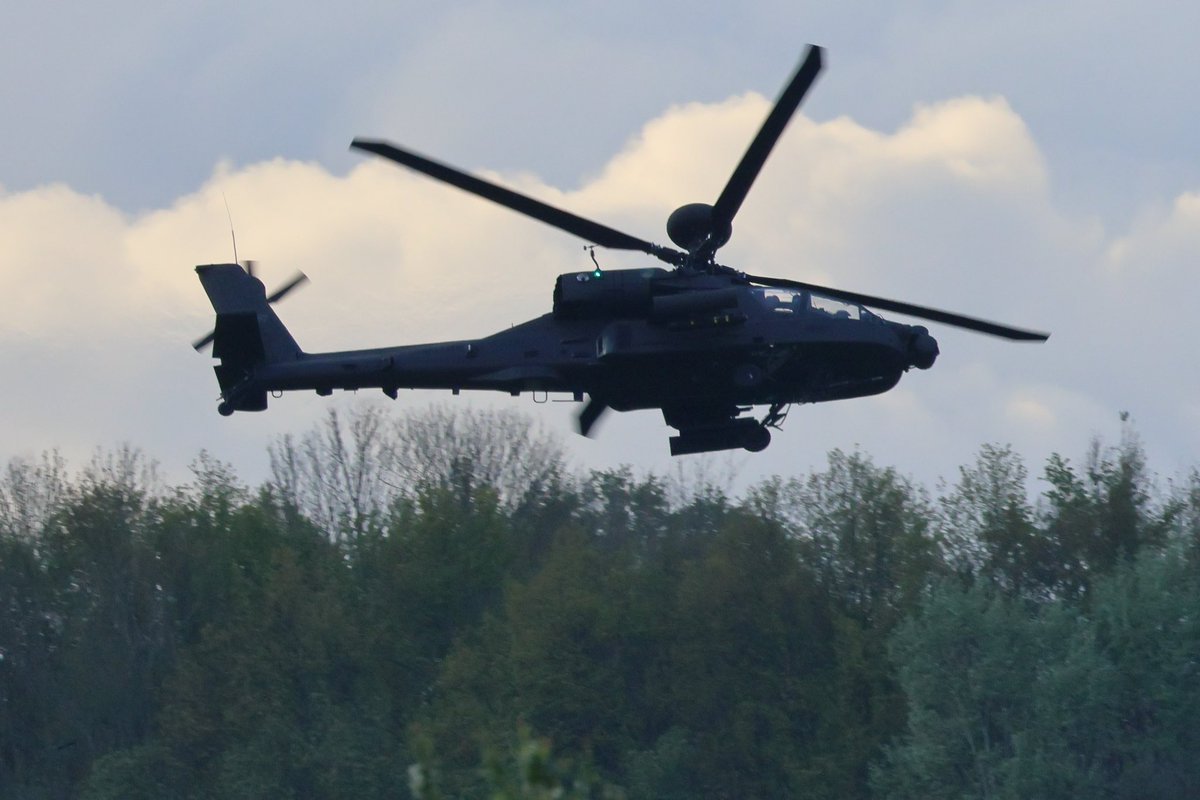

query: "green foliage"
left=1084, top=554, right=1200, bottom=796
left=875, top=553, right=1200, bottom=799
left=665, top=514, right=838, bottom=797
left=150, top=496, right=412, bottom=798
left=938, top=444, right=1040, bottom=592
left=0, top=519, right=61, bottom=796
left=269, top=404, right=571, bottom=543
left=873, top=581, right=1058, bottom=798
left=409, top=723, right=624, bottom=800
left=756, top=449, right=939, bottom=625
left=1038, top=427, right=1172, bottom=599
left=0, top=450, right=67, bottom=540
left=2, top=409, right=1197, bottom=799
left=417, top=477, right=923, bottom=799
left=79, top=743, right=181, bottom=800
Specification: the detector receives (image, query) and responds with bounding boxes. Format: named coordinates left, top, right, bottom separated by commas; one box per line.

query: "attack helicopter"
left=195, top=45, right=1047, bottom=455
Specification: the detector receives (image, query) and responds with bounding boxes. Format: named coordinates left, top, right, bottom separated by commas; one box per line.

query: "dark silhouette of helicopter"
left=195, top=45, right=1047, bottom=455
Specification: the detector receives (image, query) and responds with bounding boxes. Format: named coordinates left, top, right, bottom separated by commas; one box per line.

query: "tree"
left=355, top=483, right=516, bottom=715
left=390, top=404, right=569, bottom=515
left=1039, top=425, right=1170, bottom=598
left=0, top=447, right=174, bottom=796
left=872, top=581, right=1056, bottom=799
left=0, top=517, right=60, bottom=796
left=875, top=553, right=1200, bottom=800
left=0, top=450, right=67, bottom=540
left=269, top=403, right=572, bottom=544
left=664, top=513, right=837, bottom=798
left=269, top=405, right=398, bottom=542
left=147, top=492, right=407, bottom=798
left=1166, top=467, right=1200, bottom=562
left=937, top=444, right=1048, bottom=596
left=778, top=449, right=939, bottom=626
left=1082, top=554, right=1200, bottom=797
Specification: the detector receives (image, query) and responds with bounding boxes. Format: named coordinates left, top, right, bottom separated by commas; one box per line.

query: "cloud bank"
left=0, top=88, right=1192, bottom=488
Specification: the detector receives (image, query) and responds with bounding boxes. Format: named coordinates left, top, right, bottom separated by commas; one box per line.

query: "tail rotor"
left=192, top=261, right=308, bottom=351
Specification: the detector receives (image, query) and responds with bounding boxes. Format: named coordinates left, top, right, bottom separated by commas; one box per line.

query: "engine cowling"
left=552, top=268, right=669, bottom=320
left=650, top=288, right=739, bottom=321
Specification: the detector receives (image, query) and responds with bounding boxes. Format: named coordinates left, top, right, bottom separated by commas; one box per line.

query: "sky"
left=2, top=1, right=1199, bottom=493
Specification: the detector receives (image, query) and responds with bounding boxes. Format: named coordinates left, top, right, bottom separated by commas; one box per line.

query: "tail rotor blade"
left=192, top=329, right=216, bottom=351
left=195, top=267, right=308, bottom=353
left=265, top=272, right=309, bottom=304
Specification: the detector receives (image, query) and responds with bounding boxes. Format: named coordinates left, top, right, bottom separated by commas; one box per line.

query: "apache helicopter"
left=195, top=45, right=1047, bottom=455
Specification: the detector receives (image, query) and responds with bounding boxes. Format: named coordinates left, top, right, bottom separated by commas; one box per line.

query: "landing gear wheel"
left=742, top=425, right=771, bottom=452
left=217, top=402, right=234, bottom=417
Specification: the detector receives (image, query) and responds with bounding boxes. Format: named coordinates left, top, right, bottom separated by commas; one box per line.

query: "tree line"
left=1, top=406, right=1198, bottom=798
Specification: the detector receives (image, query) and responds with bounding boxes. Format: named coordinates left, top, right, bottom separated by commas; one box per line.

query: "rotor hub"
left=666, top=203, right=731, bottom=254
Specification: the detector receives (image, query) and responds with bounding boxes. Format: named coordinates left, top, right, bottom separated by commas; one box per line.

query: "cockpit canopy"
left=751, top=287, right=877, bottom=321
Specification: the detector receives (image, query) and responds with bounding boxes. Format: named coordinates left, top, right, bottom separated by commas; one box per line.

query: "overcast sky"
left=3, top=1, right=1198, bottom=492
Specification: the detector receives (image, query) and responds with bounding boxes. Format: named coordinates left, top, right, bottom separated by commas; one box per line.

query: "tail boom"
left=197, top=264, right=580, bottom=414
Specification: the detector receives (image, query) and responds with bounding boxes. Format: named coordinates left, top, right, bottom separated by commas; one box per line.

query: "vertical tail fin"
left=196, top=264, right=302, bottom=413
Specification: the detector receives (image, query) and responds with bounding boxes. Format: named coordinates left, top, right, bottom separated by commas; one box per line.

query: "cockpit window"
left=752, top=287, right=808, bottom=314
left=811, top=293, right=862, bottom=320
left=751, top=287, right=877, bottom=321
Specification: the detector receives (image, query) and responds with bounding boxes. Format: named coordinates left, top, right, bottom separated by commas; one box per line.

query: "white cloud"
left=1, top=85, right=1197, bottom=489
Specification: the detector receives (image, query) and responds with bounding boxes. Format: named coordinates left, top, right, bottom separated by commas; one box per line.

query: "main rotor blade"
left=702, top=46, right=823, bottom=258
left=745, top=273, right=1050, bottom=341
left=352, top=138, right=685, bottom=266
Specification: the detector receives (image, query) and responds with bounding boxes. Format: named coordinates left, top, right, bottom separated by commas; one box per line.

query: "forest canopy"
left=1, top=405, right=1197, bottom=799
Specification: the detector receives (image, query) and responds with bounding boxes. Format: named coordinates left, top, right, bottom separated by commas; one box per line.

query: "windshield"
left=752, top=287, right=808, bottom=314
left=752, top=287, right=877, bottom=321
left=810, top=293, right=862, bottom=320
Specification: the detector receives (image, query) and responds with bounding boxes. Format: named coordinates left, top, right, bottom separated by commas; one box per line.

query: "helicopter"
left=195, top=45, right=1047, bottom=456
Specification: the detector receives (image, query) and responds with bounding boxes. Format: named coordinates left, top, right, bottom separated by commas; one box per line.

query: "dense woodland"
left=2, top=406, right=1199, bottom=799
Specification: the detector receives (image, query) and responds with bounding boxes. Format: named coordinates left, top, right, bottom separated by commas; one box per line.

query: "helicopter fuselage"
left=206, top=265, right=938, bottom=454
